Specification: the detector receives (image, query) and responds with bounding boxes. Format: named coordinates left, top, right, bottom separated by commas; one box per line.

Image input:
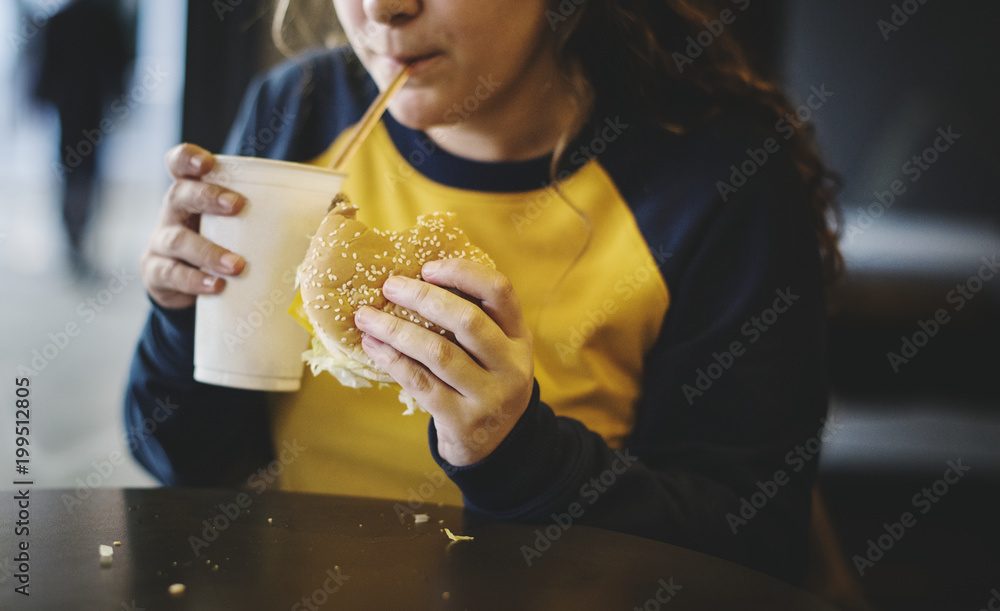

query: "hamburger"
left=295, top=198, right=494, bottom=408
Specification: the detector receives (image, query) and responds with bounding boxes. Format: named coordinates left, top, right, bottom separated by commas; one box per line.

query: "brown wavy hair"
left=551, top=0, right=843, bottom=283
left=272, top=0, right=843, bottom=282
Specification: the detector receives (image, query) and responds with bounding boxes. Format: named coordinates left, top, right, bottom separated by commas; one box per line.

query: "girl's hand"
left=354, top=259, right=535, bottom=466
left=140, top=143, right=246, bottom=309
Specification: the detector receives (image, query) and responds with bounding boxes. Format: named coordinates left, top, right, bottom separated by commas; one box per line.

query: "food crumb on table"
left=168, top=583, right=186, bottom=597
left=444, top=528, right=473, bottom=542
left=414, top=513, right=429, bottom=524
left=99, top=544, right=114, bottom=567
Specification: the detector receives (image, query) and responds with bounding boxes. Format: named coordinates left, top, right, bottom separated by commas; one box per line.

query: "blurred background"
left=1, top=1, right=997, bottom=609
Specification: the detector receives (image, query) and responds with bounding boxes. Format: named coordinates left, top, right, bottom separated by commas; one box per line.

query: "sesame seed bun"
left=298, top=200, right=495, bottom=385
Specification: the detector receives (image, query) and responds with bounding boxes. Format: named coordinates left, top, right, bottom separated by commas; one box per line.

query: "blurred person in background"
left=31, top=0, right=131, bottom=278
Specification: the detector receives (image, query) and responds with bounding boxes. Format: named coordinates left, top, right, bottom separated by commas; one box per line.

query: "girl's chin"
left=386, top=97, right=456, bottom=132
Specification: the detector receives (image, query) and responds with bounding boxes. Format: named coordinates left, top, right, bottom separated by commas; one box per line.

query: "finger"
left=420, top=259, right=530, bottom=340
left=166, top=143, right=215, bottom=179
left=359, top=333, right=461, bottom=413
left=355, top=305, right=479, bottom=397
left=380, top=274, right=507, bottom=368
left=141, top=252, right=227, bottom=309
left=149, top=224, right=245, bottom=277
left=162, top=178, right=245, bottom=226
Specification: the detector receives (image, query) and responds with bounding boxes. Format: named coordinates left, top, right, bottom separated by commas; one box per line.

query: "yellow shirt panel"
left=267, top=123, right=668, bottom=503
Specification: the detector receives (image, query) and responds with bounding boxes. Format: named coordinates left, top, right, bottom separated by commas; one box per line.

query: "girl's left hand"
left=354, top=258, right=534, bottom=466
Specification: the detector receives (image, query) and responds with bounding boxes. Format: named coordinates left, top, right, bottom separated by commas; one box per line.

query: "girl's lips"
left=388, top=53, right=442, bottom=75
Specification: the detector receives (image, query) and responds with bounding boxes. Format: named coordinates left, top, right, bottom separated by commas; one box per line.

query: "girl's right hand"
left=141, top=143, right=247, bottom=310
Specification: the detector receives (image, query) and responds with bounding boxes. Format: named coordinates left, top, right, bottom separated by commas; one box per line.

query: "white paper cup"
left=194, top=155, right=346, bottom=391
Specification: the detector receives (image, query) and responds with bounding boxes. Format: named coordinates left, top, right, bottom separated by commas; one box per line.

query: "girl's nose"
left=362, top=0, right=421, bottom=26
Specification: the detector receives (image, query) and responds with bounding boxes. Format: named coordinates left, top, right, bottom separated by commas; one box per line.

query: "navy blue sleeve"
left=124, top=302, right=274, bottom=486
left=123, top=66, right=279, bottom=485
left=124, top=48, right=375, bottom=485
left=429, top=127, right=829, bottom=586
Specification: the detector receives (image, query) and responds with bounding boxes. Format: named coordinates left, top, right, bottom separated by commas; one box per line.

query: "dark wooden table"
left=0, top=488, right=836, bottom=610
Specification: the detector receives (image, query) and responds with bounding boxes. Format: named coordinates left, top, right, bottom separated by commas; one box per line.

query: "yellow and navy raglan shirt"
left=126, top=48, right=829, bottom=585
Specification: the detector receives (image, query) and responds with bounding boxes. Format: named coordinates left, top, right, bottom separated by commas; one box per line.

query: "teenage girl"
left=128, top=0, right=841, bottom=585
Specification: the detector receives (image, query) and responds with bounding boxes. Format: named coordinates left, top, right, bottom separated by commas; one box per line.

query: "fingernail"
left=422, top=260, right=442, bottom=275
left=220, top=253, right=242, bottom=273
left=383, top=275, right=404, bottom=294
left=203, top=276, right=220, bottom=289
left=219, top=192, right=241, bottom=212
left=191, top=154, right=207, bottom=172
left=356, top=306, right=374, bottom=324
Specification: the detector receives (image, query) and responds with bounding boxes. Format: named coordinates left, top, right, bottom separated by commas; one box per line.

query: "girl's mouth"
left=390, top=52, right=441, bottom=74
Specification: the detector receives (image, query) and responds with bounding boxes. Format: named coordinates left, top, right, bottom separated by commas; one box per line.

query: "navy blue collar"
left=382, top=112, right=554, bottom=193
